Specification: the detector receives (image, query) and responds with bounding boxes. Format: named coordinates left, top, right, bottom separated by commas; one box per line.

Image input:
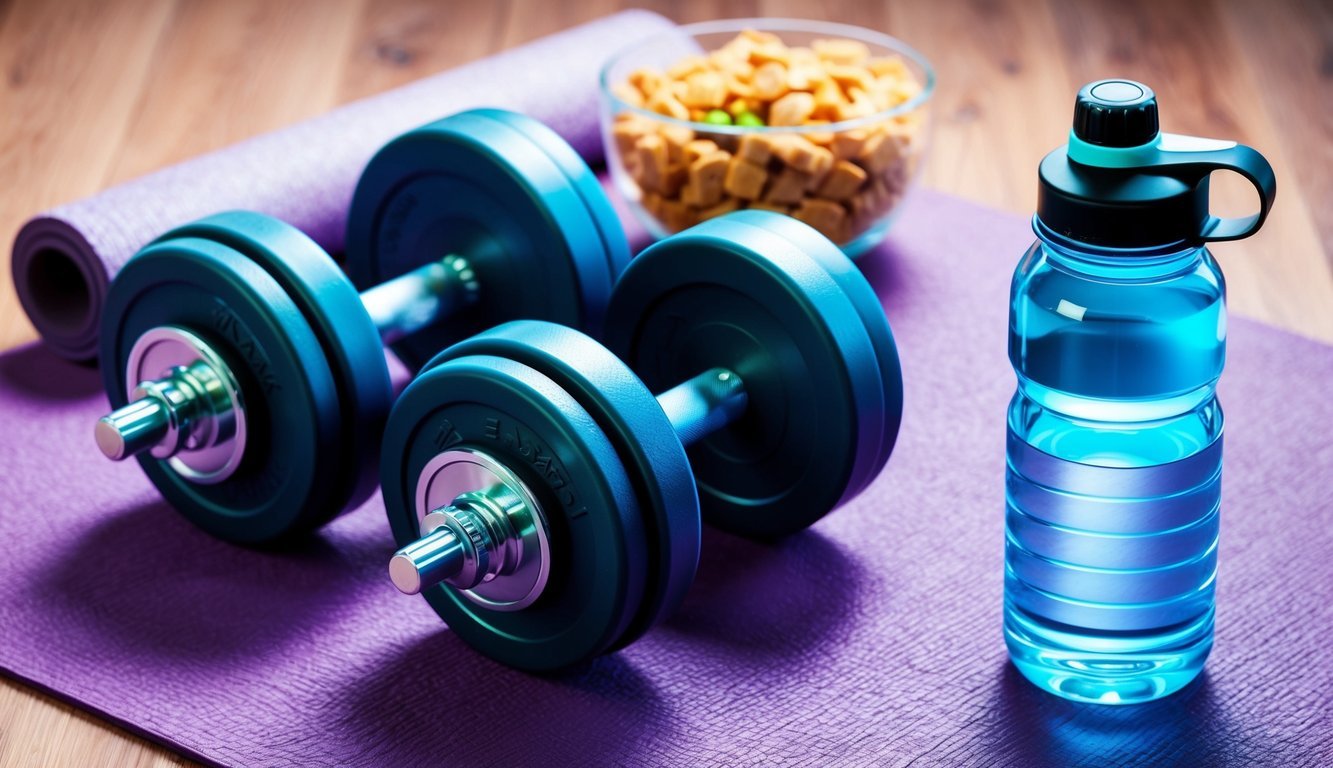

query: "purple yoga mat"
left=9, top=10, right=672, bottom=364
left=1, top=189, right=1330, bottom=767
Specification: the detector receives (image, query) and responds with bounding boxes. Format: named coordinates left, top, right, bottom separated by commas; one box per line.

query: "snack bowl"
left=599, top=18, right=935, bottom=256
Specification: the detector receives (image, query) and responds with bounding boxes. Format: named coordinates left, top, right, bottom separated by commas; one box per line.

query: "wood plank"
left=506, top=0, right=625, bottom=47
left=1220, top=0, right=1333, bottom=262
left=106, top=0, right=367, bottom=184
left=0, top=1, right=14, bottom=39
left=335, top=0, right=632, bottom=103
left=1046, top=0, right=1333, bottom=341
left=639, top=0, right=759, bottom=23
left=883, top=0, right=1076, bottom=216
left=0, top=0, right=175, bottom=350
left=0, top=680, right=189, bottom=767
left=336, top=0, right=519, bottom=103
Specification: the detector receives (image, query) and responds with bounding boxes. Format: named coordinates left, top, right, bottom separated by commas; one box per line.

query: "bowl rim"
left=599, top=17, right=937, bottom=136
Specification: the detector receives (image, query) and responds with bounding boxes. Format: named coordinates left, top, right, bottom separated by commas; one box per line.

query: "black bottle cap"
left=1037, top=79, right=1276, bottom=250
left=1072, top=80, right=1159, bottom=147
left=1037, top=153, right=1207, bottom=249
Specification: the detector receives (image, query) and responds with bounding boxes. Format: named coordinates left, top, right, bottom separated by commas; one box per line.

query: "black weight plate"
left=603, top=211, right=888, bottom=538
left=381, top=354, right=649, bottom=671
left=718, top=212, right=903, bottom=502
left=99, top=239, right=344, bottom=544
left=426, top=320, right=700, bottom=652
left=155, top=212, right=393, bottom=523
left=345, top=109, right=623, bottom=369
left=477, top=109, right=630, bottom=287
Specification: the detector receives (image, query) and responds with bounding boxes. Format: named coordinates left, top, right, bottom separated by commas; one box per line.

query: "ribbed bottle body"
left=1003, top=235, right=1225, bottom=704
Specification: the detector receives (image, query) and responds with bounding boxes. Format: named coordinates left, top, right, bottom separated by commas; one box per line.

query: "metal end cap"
left=94, top=417, right=129, bottom=460
left=389, top=553, right=424, bottom=595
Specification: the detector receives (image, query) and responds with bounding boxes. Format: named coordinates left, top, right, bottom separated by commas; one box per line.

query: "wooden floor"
left=0, top=0, right=1328, bottom=764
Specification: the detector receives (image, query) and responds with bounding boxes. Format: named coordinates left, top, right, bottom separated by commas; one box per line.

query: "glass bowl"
left=599, top=18, right=935, bottom=256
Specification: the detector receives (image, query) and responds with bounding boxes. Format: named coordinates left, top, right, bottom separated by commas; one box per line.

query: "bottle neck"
left=1033, top=217, right=1204, bottom=281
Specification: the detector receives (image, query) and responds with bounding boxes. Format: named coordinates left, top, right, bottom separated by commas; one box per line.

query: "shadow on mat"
left=35, top=500, right=379, bottom=662
left=661, top=527, right=869, bottom=667
left=0, top=341, right=101, bottom=400
left=857, top=237, right=910, bottom=309
left=336, top=631, right=677, bottom=766
left=983, top=662, right=1238, bottom=767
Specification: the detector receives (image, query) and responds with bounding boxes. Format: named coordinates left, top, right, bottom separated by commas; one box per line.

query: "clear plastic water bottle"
left=1004, top=80, right=1277, bottom=704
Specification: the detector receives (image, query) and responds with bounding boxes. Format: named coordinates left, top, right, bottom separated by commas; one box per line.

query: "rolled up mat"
left=10, top=9, right=672, bottom=363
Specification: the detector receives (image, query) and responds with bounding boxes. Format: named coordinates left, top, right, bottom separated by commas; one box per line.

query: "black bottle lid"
left=1036, top=79, right=1276, bottom=250
left=1072, top=80, right=1159, bottom=148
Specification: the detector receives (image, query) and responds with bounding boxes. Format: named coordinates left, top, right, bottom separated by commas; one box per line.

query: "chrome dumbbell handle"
left=655, top=367, right=747, bottom=448
left=96, top=255, right=478, bottom=465
left=361, top=255, right=478, bottom=345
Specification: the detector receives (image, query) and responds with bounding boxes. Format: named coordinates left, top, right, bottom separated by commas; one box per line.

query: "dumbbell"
left=93, top=109, right=629, bottom=544
left=379, top=211, right=904, bottom=670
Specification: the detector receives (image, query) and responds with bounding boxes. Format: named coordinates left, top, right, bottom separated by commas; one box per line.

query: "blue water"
left=1004, top=236, right=1225, bottom=704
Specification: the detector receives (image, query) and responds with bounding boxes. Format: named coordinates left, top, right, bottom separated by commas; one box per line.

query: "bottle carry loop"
left=1068, top=132, right=1277, bottom=243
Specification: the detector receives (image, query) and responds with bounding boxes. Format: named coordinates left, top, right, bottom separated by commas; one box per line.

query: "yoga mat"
left=1, top=190, right=1330, bottom=767
left=9, top=9, right=672, bottom=364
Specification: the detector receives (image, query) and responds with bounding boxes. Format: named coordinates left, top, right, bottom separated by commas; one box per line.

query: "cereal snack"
left=604, top=26, right=931, bottom=252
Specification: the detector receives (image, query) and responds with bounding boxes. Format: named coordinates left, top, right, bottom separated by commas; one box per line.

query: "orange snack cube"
left=684, top=139, right=720, bottom=164
left=815, top=160, right=868, bottom=201
left=752, top=61, right=789, bottom=101
left=813, top=38, right=871, bottom=66
left=682, top=71, right=728, bottom=109
left=688, top=151, right=732, bottom=207
left=792, top=198, right=847, bottom=240
left=828, top=65, right=875, bottom=94
left=769, top=92, right=817, bottom=127
left=647, top=91, right=690, bottom=121
left=724, top=158, right=768, bottom=200
left=775, top=135, right=834, bottom=176
left=859, top=131, right=907, bottom=173
left=668, top=55, right=708, bottom=79
left=635, top=134, right=669, bottom=191
left=736, top=134, right=774, bottom=165
left=764, top=167, right=809, bottom=205
left=629, top=68, right=667, bottom=95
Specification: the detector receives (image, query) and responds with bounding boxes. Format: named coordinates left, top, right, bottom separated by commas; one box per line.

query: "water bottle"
left=1004, top=80, right=1277, bottom=704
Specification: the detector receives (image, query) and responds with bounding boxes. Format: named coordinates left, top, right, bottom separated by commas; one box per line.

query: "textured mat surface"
left=9, top=9, right=671, bottom=361
left=1, top=189, right=1330, bottom=767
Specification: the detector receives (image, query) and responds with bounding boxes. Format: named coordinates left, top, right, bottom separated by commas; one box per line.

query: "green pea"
left=735, top=111, right=765, bottom=127
left=704, top=109, right=733, bottom=126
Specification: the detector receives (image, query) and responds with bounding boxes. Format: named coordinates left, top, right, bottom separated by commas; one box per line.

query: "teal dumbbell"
left=94, top=110, right=628, bottom=545
left=380, top=212, right=904, bottom=670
